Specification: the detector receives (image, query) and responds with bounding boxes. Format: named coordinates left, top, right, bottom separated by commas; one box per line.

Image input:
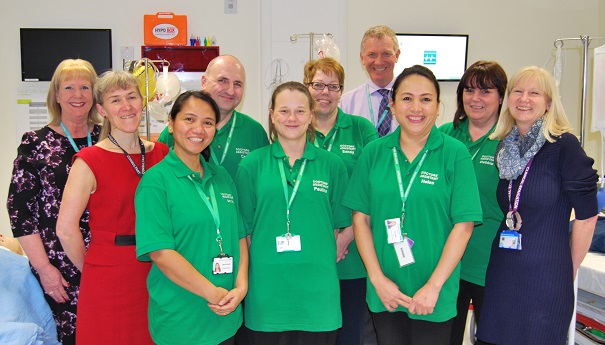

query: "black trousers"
left=449, top=279, right=485, bottom=345
left=336, top=278, right=367, bottom=345
left=372, top=311, right=453, bottom=345
left=246, top=328, right=337, bottom=345
left=219, top=335, right=235, bottom=345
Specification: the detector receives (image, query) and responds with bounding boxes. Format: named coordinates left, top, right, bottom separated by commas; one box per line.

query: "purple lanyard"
left=507, top=158, right=534, bottom=214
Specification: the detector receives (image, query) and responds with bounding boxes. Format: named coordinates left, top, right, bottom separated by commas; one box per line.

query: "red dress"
left=74, top=143, right=169, bottom=344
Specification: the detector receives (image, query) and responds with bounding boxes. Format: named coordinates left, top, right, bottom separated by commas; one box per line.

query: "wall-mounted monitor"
left=394, top=33, right=469, bottom=82
left=20, top=28, right=112, bottom=82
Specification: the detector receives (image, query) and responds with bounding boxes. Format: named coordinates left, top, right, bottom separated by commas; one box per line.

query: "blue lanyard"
left=60, top=122, right=91, bottom=152
left=366, top=84, right=389, bottom=129
left=188, top=177, right=225, bottom=255
left=392, top=148, right=429, bottom=227
left=278, top=158, right=307, bottom=236
left=211, top=112, right=237, bottom=165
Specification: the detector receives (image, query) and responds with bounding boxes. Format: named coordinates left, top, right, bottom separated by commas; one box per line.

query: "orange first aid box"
left=144, top=12, right=187, bottom=46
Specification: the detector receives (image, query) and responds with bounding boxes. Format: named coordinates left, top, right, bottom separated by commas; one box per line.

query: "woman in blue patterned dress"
left=6, top=59, right=101, bottom=345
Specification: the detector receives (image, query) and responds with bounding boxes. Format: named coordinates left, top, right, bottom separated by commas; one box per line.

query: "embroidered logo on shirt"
left=221, top=192, right=235, bottom=203
left=420, top=171, right=439, bottom=185
left=339, top=144, right=356, bottom=155
left=479, top=155, right=495, bottom=166
left=235, top=147, right=250, bottom=158
left=313, top=180, right=329, bottom=193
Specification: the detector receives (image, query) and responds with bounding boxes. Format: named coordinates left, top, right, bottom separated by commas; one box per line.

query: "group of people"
left=6, top=24, right=598, bottom=345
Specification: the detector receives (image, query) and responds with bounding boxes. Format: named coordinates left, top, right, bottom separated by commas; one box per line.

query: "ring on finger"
left=48, top=291, right=54, bottom=295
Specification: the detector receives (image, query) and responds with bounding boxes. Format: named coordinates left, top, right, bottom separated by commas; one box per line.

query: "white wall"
left=0, top=1, right=262, bottom=237
left=1, top=0, right=602, bottom=236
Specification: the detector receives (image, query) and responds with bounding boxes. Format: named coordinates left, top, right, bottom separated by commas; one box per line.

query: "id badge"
left=394, top=236, right=415, bottom=267
left=276, top=234, right=301, bottom=252
left=386, top=218, right=404, bottom=244
left=212, top=256, right=233, bottom=274
left=499, top=230, right=522, bottom=250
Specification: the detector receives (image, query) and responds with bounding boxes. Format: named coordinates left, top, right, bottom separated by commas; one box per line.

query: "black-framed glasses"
left=307, top=82, right=342, bottom=92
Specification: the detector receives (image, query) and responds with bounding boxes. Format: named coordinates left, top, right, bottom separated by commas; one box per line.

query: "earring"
left=168, top=126, right=173, bottom=134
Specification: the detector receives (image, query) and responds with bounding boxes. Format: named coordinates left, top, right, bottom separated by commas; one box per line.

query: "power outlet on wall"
left=225, top=0, right=237, bottom=14
left=121, top=46, right=134, bottom=60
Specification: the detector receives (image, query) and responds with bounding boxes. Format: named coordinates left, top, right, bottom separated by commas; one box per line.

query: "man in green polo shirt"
left=158, top=55, right=269, bottom=178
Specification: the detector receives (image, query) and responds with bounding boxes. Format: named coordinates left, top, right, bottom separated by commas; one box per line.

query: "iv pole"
left=124, top=58, right=170, bottom=140
left=553, top=35, right=605, bottom=147
left=290, top=32, right=333, bottom=60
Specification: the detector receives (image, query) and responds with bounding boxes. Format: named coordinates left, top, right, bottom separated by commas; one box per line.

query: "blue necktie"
left=377, top=89, right=391, bottom=137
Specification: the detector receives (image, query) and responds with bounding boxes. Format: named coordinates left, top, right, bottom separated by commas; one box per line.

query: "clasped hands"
left=374, top=275, right=440, bottom=315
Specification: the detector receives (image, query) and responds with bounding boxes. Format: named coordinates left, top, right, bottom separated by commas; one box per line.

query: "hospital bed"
left=575, top=251, right=605, bottom=344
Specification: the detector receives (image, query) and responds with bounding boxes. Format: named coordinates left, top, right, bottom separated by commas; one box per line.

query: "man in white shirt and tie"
left=340, top=25, right=401, bottom=137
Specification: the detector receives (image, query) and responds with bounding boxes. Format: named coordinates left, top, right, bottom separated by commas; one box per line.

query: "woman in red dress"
left=57, top=70, right=169, bottom=344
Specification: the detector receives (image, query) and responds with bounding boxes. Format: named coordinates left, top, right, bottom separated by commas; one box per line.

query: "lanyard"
left=366, top=84, right=389, bottom=129
left=211, top=112, right=237, bottom=165
left=470, top=139, right=488, bottom=161
left=107, top=134, right=146, bottom=178
left=506, top=158, right=533, bottom=230
left=314, top=127, right=339, bottom=152
left=61, top=122, right=91, bottom=152
left=392, top=148, right=429, bottom=226
left=470, top=126, right=495, bottom=161
left=507, top=158, right=533, bottom=213
left=189, top=177, right=225, bottom=255
left=278, top=158, right=307, bottom=236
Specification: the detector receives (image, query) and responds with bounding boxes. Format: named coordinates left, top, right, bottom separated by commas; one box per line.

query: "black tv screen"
left=20, top=28, right=112, bottom=81
left=394, top=33, right=468, bottom=81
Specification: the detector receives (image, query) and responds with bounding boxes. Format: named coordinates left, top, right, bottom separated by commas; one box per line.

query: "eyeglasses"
left=307, top=82, right=342, bottom=92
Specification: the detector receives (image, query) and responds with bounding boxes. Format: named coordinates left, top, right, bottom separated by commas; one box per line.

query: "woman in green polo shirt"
left=135, top=91, right=248, bottom=345
left=303, top=57, right=377, bottom=345
left=439, top=61, right=507, bottom=345
left=342, top=65, right=482, bottom=345
left=235, top=81, right=350, bottom=345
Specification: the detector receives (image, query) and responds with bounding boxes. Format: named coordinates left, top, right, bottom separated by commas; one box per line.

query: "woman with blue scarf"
left=476, top=66, right=598, bottom=345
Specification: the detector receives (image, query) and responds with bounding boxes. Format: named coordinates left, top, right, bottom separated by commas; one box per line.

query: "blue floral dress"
left=7, top=125, right=101, bottom=345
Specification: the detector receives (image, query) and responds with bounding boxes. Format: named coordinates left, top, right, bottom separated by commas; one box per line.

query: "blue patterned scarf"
left=496, top=117, right=546, bottom=180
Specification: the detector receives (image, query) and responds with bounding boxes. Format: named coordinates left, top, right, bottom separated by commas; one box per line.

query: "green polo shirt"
left=315, top=108, right=378, bottom=280
left=157, top=110, right=269, bottom=179
left=440, top=120, right=503, bottom=286
left=235, top=141, right=351, bottom=332
left=135, top=149, right=246, bottom=345
left=342, top=126, right=482, bottom=322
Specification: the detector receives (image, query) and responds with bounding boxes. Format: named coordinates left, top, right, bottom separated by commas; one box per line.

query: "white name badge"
left=394, top=238, right=415, bottom=267
left=499, top=230, right=522, bottom=250
left=386, top=218, right=404, bottom=244
left=212, top=256, right=233, bottom=274
left=276, top=234, right=301, bottom=252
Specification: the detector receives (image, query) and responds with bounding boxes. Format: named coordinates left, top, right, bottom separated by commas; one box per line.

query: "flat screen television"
left=20, top=28, right=112, bottom=81
left=394, top=33, right=468, bottom=82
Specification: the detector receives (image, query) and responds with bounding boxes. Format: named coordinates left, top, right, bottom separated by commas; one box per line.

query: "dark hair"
left=392, top=65, right=440, bottom=103
left=170, top=90, right=221, bottom=162
left=268, top=81, right=316, bottom=143
left=453, top=60, right=508, bottom=128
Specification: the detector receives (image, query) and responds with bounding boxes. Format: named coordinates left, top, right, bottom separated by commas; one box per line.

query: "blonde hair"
left=360, top=25, right=399, bottom=53
left=46, top=59, right=100, bottom=126
left=490, top=66, right=572, bottom=142
left=94, top=70, right=142, bottom=140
